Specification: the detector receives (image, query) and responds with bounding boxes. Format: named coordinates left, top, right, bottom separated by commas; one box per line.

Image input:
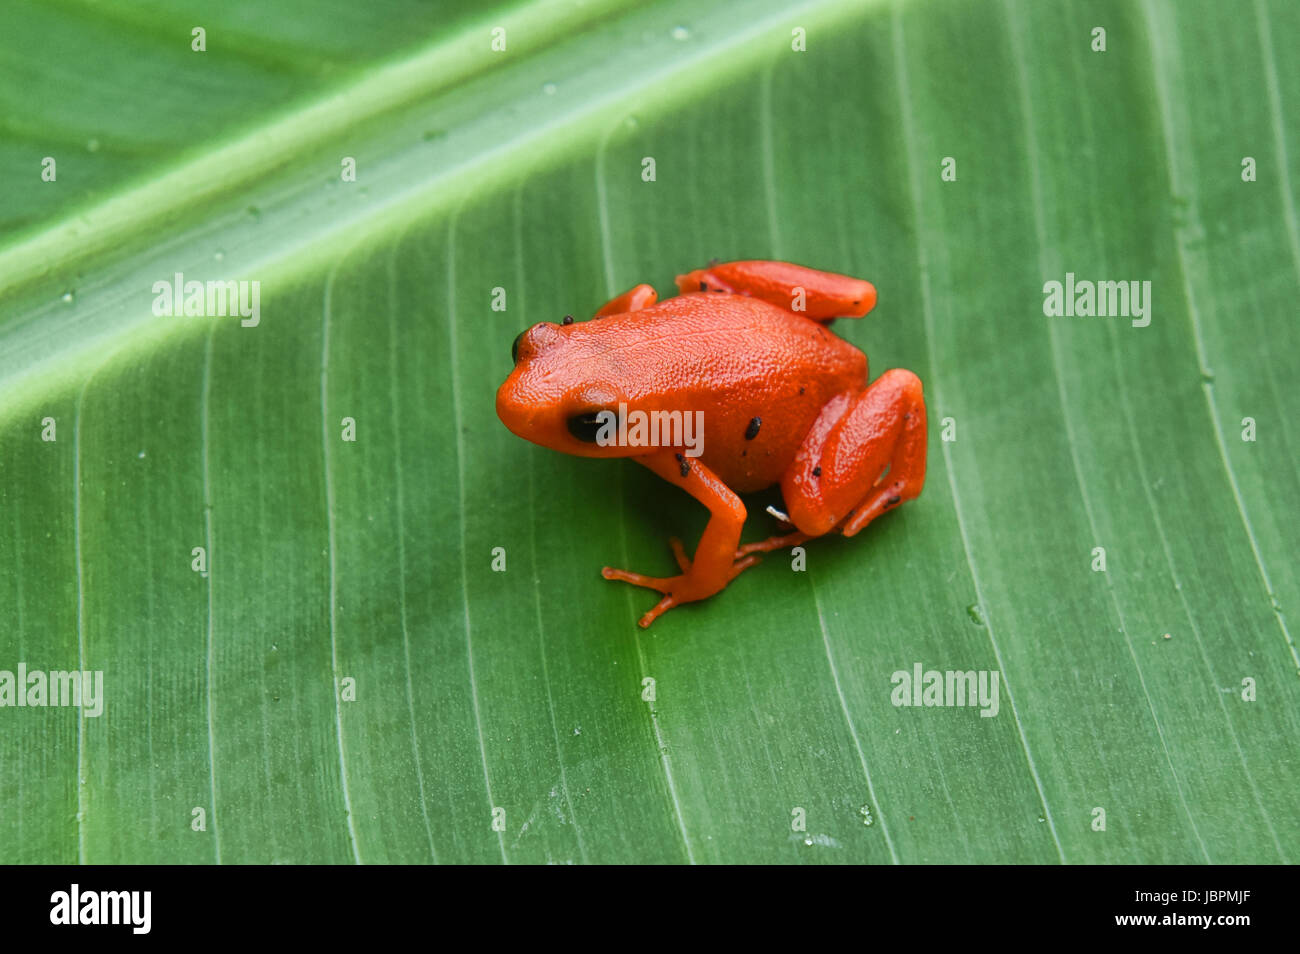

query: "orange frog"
left=496, top=260, right=927, bottom=627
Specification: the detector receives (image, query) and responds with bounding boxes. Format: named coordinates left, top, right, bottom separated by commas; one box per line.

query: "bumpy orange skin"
left=499, top=293, right=863, bottom=492
left=495, top=260, right=927, bottom=627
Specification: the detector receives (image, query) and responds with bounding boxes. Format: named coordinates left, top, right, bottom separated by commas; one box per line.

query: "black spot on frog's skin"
left=675, top=452, right=690, bottom=477
left=567, top=412, right=606, bottom=442
left=798, top=386, right=805, bottom=395
left=562, top=314, right=574, bottom=326
left=812, top=466, right=821, bottom=477
left=744, top=417, right=762, bottom=440
left=699, top=281, right=707, bottom=291
left=887, top=495, right=901, bottom=507
left=741, top=449, right=747, bottom=457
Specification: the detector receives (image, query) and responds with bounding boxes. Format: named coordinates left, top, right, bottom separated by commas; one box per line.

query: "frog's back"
left=580, top=292, right=867, bottom=491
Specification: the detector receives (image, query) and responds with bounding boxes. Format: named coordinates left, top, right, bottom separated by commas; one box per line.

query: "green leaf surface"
left=2, top=0, right=1297, bottom=864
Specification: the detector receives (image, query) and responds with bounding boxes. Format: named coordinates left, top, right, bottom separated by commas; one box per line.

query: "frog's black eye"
left=511, top=329, right=526, bottom=364
left=566, top=411, right=608, bottom=443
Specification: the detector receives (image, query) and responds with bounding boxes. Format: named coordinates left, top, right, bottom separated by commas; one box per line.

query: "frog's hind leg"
left=781, top=369, right=927, bottom=539
left=674, top=260, right=876, bottom=320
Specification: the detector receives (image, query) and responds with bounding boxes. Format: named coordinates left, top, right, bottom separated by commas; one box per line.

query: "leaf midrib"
left=0, top=0, right=871, bottom=425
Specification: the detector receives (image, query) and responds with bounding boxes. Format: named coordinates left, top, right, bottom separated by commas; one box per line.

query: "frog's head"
left=496, top=320, right=643, bottom=458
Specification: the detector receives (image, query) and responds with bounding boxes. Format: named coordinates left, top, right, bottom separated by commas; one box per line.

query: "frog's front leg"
left=674, top=260, right=876, bottom=320
left=780, top=369, right=927, bottom=538
left=602, top=450, right=760, bottom=627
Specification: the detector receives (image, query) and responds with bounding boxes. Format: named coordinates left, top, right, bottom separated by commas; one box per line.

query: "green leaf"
left=2, top=0, right=1298, bottom=864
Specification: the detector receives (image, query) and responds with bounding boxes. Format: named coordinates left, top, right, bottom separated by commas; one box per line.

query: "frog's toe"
left=735, top=530, right=810, bottom=558
left=668, top=537, right=692, bottom=572
left=601, top=565, right=677, bottom=592
left=638, top=594, right=680, bottom=628
left=601, top=566, right=686, bottom=627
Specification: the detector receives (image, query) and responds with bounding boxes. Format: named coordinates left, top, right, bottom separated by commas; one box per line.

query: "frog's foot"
left=603, top=450, right=755, bottom=627
left=602, top=553, right=760, bottom=628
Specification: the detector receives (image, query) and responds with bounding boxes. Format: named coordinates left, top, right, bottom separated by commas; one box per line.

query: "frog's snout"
left=510, top=321, right=563, bottom=366
left=500, top=321, right=565, bottom=440
left=495, top=373, right=533, bottom=440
